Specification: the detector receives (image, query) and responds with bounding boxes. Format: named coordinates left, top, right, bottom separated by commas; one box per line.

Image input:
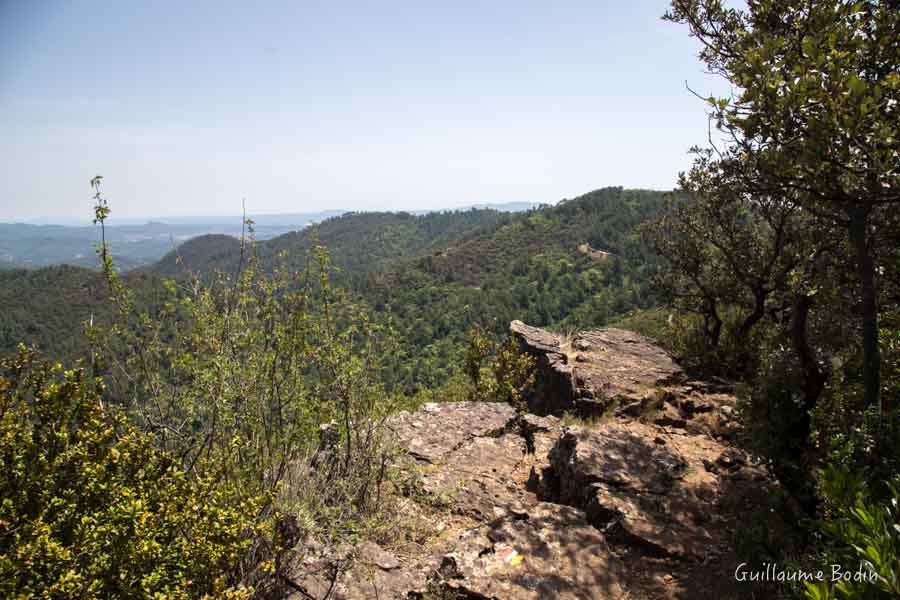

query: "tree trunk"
left=704, top=298, right=722, bottom=347
left=791, top=292, right=826, bottom=418
left=735, top=287, right=769, bottom=372
left=848, top=209, right=881, bottom=416
left=738, top=288, right=768, bottom=341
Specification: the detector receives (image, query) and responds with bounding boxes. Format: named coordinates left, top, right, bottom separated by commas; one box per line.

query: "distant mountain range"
left=10, top=210, right=345, bottom=227
left=1, top=202, right=548, bottom=269
left=0, top=220, right=318, bottom=270
left=12, top=201, right=545, bottom=227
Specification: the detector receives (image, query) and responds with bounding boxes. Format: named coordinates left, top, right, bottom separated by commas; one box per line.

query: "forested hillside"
left=150, top=208, right=510, bottom=279
left=134, top=188, right=667, bottom=391
left=355, top=188, right=667, bottom=389
left=0, top=265, right=161, bottom=360
left=1, top=189, right=666, bottom=392
left=148, top=233, right=241, bottom=277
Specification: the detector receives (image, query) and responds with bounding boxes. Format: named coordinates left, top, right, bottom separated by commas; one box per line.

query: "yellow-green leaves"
left=0, top=348, right=255, bottom=600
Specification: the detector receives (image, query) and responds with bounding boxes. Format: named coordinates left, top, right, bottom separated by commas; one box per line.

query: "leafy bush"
left=801, top=313, right=900, bottom=599
left=804, top=470, right=900, bottom=600
left=491, top=336, right=536, bottom=413
left=0, top=178, right=403, bottom=597
left=0, top=346, right=259, bottom=599
left=462, top=326, right=534, bottom=410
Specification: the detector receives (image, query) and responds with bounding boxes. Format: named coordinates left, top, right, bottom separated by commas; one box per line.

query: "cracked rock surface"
left=511, top=320, right=685, bottom=417
left=283, top=323, right=783, bottom=599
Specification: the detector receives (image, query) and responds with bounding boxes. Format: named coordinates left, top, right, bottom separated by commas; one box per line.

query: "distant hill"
left=147, top=188, right=668, bottom=390
left=469, top=201, right=547, bottom=212
left=149, top=209, right=509, bottom=280
left=1, top=208, right=509, bottom=363
left=149, top=234, right=242, bottom=278
left=353, top=188, right=668, bottom=388
left=411, top=201, right=546, bottom=214
left=2, top=188, right=670, bottom=392
left=0, top=214, right=332, bottom=270
left=0, top=265, right=161, bottom=360
left=2, top=204, right=545, bottom=270
left=15, top=210, right=347, bottom=227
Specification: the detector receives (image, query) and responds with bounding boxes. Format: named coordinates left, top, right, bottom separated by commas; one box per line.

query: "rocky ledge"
left=283, top=322, right=782, bottom=599
left=510, top=320, right=685, bottom=417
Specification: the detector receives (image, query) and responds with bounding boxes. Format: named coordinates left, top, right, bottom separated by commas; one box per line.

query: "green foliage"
left=2, top=187, right=668, bottom=400
left=461, top=327, right=535, bottom=411
left=148, top=189, right=664, bottom=391
left=665, top=0, right=900, bottom=414
left=656, top=5, right=900, bottom=595
left=0, top=266, right=161, bottom=363
left=150, top=210, right=508, bottom=281
left=464, top=325, right=493, bottom=401
left=364, top=187, right=665, bottom=392
left=810, top=309, right=900, bottom=495
left=804, top=470, right=900, bottom=600
left=22, top=179, right=402, bottom=596
left=150, top=188, right=665, bottom=396
left=490, top=336, right=536, bottom=413
left=95, top=227, right=397, bottom=530
left=0, top=346, right=257, bottom=600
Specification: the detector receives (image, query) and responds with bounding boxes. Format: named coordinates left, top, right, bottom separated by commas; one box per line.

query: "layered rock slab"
left=440, top=502, right=626, bottom=599
left=567, top=329, right=684, bottom=409
left=283, top=323, right=780, bottom=599
left=510, top=320, right=684, bottom=416
left=540, top=419, right=771, bottom=564
left=388, top=401, right=516, bottom=465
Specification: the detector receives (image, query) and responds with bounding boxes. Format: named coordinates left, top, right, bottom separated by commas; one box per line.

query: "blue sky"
left=0, top=1, right=730, bottom=221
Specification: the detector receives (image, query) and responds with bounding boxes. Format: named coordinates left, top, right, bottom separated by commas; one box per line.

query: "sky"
left=0, top=0, right=732, bottom=221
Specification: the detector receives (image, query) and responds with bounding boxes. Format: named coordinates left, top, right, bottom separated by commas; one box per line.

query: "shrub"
left=462, top=326, right=534, bottom=410
left=804, top=470, right=900, bottom=600
left=0, top=346, right=259, bottom=599
left=801, top=312, right=900, bottom=599
left=13, top=177, right=402, bottom=596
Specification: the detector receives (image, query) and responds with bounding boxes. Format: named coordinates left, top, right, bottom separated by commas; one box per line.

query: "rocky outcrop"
left=541, top=422, right=766, bottom=560
left=511, top=321, right=685, bottom=417
left=566, top=329, right=684, bottom=411
left=283, top=324, right=779, bottom=599
left=286, top=402, right=615, bottom=599
left=509, top=320, right=578, bottom=415
left=387, top=402, right=542, bottom=521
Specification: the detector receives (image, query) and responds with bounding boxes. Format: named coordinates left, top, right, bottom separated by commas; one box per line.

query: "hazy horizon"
left=1, top=1, right=730, bottom=221
left=3, top=199, right=551, bottom=226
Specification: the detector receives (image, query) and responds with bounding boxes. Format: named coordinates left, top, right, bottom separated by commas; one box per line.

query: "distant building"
left=577, top=242, right=614, bottom=260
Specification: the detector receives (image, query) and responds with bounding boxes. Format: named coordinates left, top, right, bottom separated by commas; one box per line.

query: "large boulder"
left=510, top=320, right=578, bottom=415
left=510, top=321, right=684, bottom=416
